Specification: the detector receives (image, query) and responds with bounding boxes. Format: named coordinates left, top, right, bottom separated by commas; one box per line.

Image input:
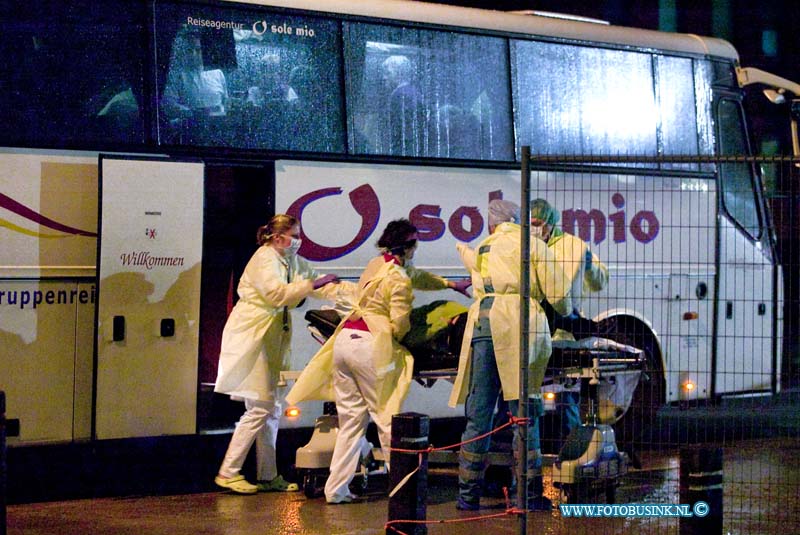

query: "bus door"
left=95, top=156, right=204, bottom=439
left=713, top=97, right=775, bottom=395
left=197, top=162, right=274, bottom=431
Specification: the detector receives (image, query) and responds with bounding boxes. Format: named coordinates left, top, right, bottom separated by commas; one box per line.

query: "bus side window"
left=343, top=22, right=514, bottom=161
left=0, top=1, right=146, bottom=148
left=717, top=98, right=762, bottom=239
left=153, top=4, right=344, bottom=153
left=511, top=40, right=657, bottom=161
left=656, top=55, right=699, bottom=171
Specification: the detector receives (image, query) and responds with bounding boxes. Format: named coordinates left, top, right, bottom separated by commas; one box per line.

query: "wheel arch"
left=594, top=308, right=666, bottom=405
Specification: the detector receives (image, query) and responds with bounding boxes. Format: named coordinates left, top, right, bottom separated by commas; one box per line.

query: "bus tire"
left=597, top=317, right=664, bottom=451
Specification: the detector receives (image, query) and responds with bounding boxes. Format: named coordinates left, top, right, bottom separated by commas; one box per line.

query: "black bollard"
left=1, top=391, right=6, bottom=535
left=679, top=447, right=723, bottom=535
left=387, top=413, right=429, bottom=535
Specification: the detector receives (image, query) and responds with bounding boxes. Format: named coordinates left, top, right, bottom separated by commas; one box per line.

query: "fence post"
left=679, top=447, right=723, bottom=535
left=387, top=412, right=429, bottom=535
left=1, top=391, right=6, bottom=535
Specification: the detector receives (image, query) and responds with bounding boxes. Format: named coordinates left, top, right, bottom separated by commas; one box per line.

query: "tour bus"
left=1, top=0, right=798, bottom=466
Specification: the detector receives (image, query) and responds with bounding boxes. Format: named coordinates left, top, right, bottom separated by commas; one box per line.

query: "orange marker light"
left=682, top=381, right=695, bottom=392
left=544, top=392, right=556, bottom=400
left=683, top=311, right=699, bottom=320
left=285, top=406, right=301, bottom=418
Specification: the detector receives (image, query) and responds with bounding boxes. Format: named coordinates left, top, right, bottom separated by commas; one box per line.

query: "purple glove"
left=312, top=273, right=339, bottom=290
left=450, top=278, right=472, bottom=297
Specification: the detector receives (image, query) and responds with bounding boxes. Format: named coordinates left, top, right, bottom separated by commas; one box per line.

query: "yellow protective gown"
left=286, top=257, right=450, bottom=421
left=449, top=222, right=572, bottom=406
left=214, top=245, right=340, bottom=402
left=547, top=231, right=608, bottom=341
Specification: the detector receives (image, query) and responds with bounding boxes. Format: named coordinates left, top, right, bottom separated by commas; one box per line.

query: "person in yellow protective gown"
left=531, top=198, right=609, bottom=446
left=214, top=214, right=342, bottom=495
left=286, top=219, right=471, bottom=504
left=449, top=199, right=572, bottom=511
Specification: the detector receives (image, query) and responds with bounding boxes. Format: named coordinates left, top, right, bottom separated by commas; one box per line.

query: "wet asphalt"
left=7, top=389, right=800, bottom=535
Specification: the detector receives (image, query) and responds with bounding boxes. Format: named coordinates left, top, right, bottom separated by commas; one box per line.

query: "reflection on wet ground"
left=7, top=437, right=799, bottom=535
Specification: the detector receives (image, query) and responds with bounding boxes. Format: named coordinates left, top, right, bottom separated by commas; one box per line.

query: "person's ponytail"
left=256, top=214, right=299, bottom=246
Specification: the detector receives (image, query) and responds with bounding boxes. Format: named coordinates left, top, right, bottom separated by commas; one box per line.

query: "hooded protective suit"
left=531, top=196, right=607, bottom=334
left=546, top=225, right=609, bottom=441
left=449, top=221, right=572, bottom=406
left=214, top=245, right=341, bottom=402
left=547, top=230, right=608, bottom=339
left=285, top=260, right=450, bottom=419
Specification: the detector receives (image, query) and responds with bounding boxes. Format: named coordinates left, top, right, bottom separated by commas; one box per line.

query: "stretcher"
left=295, top=303, right=644, bottom=500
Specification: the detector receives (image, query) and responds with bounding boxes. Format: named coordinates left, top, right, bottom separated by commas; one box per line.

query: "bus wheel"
left=597, top=317, right=664, bottom=456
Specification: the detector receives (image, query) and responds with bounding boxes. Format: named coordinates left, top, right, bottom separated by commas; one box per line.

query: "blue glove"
left=450, top=278, right=472, bottom=297
left=585, top=248, right=593, bottom=270
left=313, top=273, right=339, bottom=290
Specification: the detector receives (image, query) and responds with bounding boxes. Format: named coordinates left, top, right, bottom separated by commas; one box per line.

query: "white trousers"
left=325, top=329, right=389, bottom=502
left=218, top=397, right=281, bottom=481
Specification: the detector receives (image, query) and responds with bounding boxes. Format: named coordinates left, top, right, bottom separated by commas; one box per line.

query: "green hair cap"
left=531, top=198, right=560, bottom=226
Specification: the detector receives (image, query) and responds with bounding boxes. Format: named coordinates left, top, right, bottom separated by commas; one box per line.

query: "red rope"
left=388, top=413, right=530, bottom=455
left=384, top=486, right=530, bottom=534
left=384, top=414, right=534, bottom=533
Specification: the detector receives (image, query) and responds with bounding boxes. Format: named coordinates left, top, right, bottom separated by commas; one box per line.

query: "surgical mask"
left=284, top=237, right=302, bottom=256
left=531, top=225, right=546, bottom=241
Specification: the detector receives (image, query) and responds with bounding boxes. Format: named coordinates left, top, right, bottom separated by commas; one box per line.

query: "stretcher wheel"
left=302, top=472, right=325, bottom=499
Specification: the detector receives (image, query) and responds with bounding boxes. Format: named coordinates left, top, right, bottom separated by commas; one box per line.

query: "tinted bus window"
left=717, top=99, right=761, bottom=238
left=712, top=60, right=737, bottom=88
left=154, top=3, right=344, bottom=153
left=656, top=55, right=699, bottom=169
left=0, top=1, right=146, bottom=147
left=512, top=41, right=657, bottom=159
left=694, top=60, right=716, bottom=159
left=343, top=22, right=514, bottom=160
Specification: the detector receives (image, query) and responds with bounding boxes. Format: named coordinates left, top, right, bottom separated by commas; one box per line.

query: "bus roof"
left=229, top=0, right=739, bottom=60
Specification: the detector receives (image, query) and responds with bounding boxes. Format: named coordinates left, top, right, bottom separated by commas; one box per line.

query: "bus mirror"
left=763, top=88, right=785, bottom=104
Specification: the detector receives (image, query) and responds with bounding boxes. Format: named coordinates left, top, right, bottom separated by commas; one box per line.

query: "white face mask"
left=284, top=237, right=302, bottom=256
left=530, top=225, right=545, bottom=241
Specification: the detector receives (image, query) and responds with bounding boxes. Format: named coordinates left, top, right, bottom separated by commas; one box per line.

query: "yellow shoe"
left=215, top=475, right=258, bottom=494
left=256, top=475, right=300, bottom=492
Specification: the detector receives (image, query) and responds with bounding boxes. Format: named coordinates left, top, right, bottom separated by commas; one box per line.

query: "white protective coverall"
left=286, top=259, right=450, bottom=411
left=286, top=257, right=450, bottom=499
left=214, top=244, right=339, bottom=481
left=448, top=221, right=572, bottom=407
left=547, top=229, right=610, bottom=432
left=547, top=230, right=639, bottom=427
left=548, top=230, right=608, bottom=340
